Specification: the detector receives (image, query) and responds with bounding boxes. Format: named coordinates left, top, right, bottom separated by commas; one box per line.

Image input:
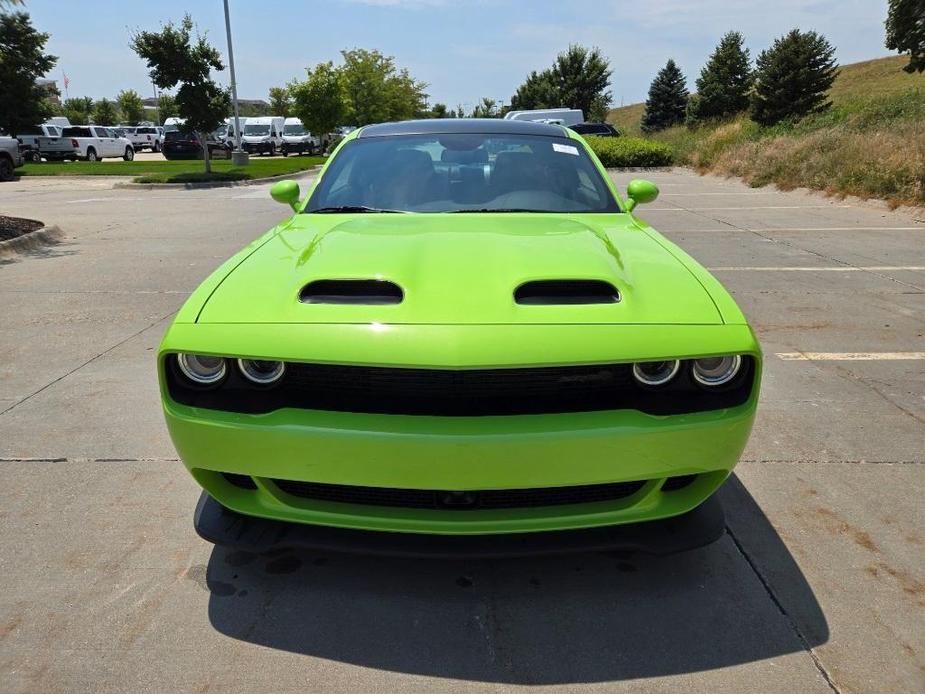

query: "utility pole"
left=152, top=82, right=160, bottom=125
left=223, top=0, right=248, bottom=166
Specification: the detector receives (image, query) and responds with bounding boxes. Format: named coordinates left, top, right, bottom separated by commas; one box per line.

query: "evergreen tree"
left=641, top=59, right=688, bottom=133
left=470, top=97, right=499, bottom=118
left=0, top=11, right=57, bottom=135
left=886, top=0, right=925, bottom=73
left=510, top=46, right=612, bottom=120
left=688, top=31, right=752, bottom=123
left=751, top=29, right=838, bottom=126
left=92, top=98, right=119, bottom=124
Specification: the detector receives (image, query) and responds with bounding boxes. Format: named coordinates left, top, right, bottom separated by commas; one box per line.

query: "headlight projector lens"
left=177, top=354, right=226, bottom=385
left=238, top=359, right=285, bottom=385
left=632, top=360, right=680, bottom=386
left=692, top=355, right=742, bottom=386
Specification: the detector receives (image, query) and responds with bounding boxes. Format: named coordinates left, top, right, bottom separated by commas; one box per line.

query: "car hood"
left=196, top=214, right=721, bottom=325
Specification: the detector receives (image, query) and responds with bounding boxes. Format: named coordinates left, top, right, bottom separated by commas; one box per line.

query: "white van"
left=281, top=117, right=317, bottom=156
left=242, top=116, right=284, bottom=156
left=220, top=117, right=247, bottom=149
left=503, top=108, right=584, bottom=126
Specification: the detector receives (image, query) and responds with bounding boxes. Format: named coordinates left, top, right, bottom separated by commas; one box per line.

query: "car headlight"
left=632, top=360, right=680, bottom=386
left=692, top=355, right=742, bottom=386
left=237, top=358, right=285, bottom=385
left=177, top=353, right=227, bottom=385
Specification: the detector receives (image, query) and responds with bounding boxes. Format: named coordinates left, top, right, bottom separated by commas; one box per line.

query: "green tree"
left=268, top=85, right=291, bottom=116
left=116, top=89, right=145, bottom=124
left=0, top=11, right=57, bottom=134
left=510, top=69, right=559, bottom=110
left=641, top=59, right=689, bottom=133
left=61, top=96, right=94, bottom=124
left=338, top=48, right=428, bottom=125
left=429, top=102, right=449, bottom=118
left=453, top=104, right=466, bottom=118
left=92, top=98, right=119, bottom=124
left=470, top=97, right=500, bottom=118
left=688, top=31, right=752, bottom=123
left=289, top=61, right=348, bottom=149
left=886, top=0, right=925, bottom=73
left=131, top=15, right=230, bottom=173
left=551, top=45, right=612, bottom=118
left=751, top=29, right=838, bottom=126
left=156, top=93, right=178, bottom=123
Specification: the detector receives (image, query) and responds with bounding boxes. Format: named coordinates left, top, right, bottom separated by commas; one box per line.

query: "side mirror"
left=624, top=179, right=659, bottom=212
left=270, top=179, right=300, bottom=211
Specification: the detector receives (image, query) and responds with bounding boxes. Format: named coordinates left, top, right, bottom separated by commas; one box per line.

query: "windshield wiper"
left=308, top=206, right=408, bottom=214
left=450, top=208, right=549, bottom=213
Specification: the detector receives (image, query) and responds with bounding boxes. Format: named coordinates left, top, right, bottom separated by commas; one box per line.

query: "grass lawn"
left=19, top=156, right=325, bottom=183
left=605, top=55, right=925, bottom=206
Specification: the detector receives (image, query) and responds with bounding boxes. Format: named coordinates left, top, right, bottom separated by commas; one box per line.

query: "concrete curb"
left=0, top=224, right=63, bottom=256
left=113, top=166, right=322, bottom=190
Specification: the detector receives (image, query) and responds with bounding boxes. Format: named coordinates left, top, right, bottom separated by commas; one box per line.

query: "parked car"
left=219, top=117, right=247, bottom=149
left=504, top=108, right=584, bottom=126
left=281, top=117, right=317, bottom=156
left=127, top=125, right=163, bottom=152
left=161, top=129, right=230, bottom=160
left=15, top=123, right=77, bottom=161
left=61, top=125, right=134, bottom=161
left=160, top=118, right=761, bottom=556
left=241, top=116, right=285, bottom=155
left=569, top=122, right=621, bottom=137
left=0, top=135, right=24, bottom=181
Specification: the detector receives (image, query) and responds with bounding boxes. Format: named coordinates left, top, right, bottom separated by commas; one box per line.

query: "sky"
left=26, top=0, right=890, bottom=111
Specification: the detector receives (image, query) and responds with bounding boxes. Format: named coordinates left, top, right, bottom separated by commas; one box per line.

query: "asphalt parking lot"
left=0, top=169, right=922, bottom=692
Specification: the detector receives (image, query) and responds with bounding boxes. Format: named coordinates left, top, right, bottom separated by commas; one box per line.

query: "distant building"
left=37, top=78, right=60, bottom=105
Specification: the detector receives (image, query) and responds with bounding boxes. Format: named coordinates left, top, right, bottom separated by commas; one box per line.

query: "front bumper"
left=161, top=322, right=760, bottom=537
left=194, top=489, right=726, bottom=556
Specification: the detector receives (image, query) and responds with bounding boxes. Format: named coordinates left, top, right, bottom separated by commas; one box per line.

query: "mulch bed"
left=0, top=215, right=44, bottom=242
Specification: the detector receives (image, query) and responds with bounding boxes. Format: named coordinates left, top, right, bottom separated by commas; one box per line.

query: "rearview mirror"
left=270, top=179, right=300, bottom=211
left=624, top=179, right=659, bottom=212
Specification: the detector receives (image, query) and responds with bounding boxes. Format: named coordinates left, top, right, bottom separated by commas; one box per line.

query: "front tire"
left=0, top=157, right=13, bottom=181
left=153, top=140, right=161, bottom=153
left=123, top=147, right=134, bottom=161
left=269, top=143, right=276, bottom=157
left=86, top=148, right=99, bottom=162
left=27, top=151, right=42, bottom=163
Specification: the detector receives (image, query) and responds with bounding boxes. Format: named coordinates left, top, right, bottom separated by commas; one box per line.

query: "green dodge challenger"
left=158, top=119, right=761, bottom=556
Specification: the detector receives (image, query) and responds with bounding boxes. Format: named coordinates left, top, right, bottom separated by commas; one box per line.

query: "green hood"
left=196, top=214, right=722, bottom=325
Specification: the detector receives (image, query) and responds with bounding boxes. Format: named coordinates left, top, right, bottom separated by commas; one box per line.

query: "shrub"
left=585, top=136, right=674, bottom=167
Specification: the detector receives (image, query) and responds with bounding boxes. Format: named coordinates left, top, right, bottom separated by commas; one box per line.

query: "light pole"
left=223, top=0, right=248, bottom=166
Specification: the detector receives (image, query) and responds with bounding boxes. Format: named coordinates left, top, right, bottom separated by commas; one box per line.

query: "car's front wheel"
left=153, top=140, right=161, bottom=153
left=86, top=148, right=98, bottom=162
left=0, top=156, right=14, bottom=181
left=123, top=147, right=134, bottom=161
left=27, top=151, right=42, bottom=163
left=269, top=143, right=276, bottom=157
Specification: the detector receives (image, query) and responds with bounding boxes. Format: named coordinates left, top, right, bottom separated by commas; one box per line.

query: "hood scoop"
left=300, top=279, right=403, bottom=305
left=515, top=280, right=620, bottom=305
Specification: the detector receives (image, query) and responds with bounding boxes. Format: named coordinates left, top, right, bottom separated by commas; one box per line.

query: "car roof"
left=357, top=118, right=569, bottom=139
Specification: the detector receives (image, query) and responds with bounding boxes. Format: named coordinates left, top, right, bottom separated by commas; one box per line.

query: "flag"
left=63, top=73, right=70, bottom=89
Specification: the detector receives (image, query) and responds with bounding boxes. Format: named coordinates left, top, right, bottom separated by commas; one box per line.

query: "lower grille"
left=271, top=478, right=647, bottom=510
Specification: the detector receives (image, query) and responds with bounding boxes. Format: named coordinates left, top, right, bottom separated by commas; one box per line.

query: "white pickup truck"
left=126, top=125, right=163, bottom=152
left=16, top=124, right=77, bottom=162
left=61, top=125, right=135, bottom=161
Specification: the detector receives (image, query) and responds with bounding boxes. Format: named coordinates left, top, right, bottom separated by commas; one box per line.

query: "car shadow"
left=204, top=474, right=827, bottom=684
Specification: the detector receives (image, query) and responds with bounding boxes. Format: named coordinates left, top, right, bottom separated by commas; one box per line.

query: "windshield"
left=244, top=124, right=270, bottom=136
left=305, top=133, right=620, bottom=214
left=284, top=124, right=306, bottom=135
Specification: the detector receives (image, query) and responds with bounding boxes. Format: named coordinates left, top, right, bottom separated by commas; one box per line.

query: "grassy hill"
left=607, top=56, right=925, bottom=206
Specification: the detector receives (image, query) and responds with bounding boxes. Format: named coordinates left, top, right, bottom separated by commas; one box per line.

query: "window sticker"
left=552, top=143, right=579, bottom=156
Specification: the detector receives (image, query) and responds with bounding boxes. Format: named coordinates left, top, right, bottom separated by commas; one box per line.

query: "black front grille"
left=272, top=479, right=647, bottom=510
left=166, top=356, right=755, bottom=416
